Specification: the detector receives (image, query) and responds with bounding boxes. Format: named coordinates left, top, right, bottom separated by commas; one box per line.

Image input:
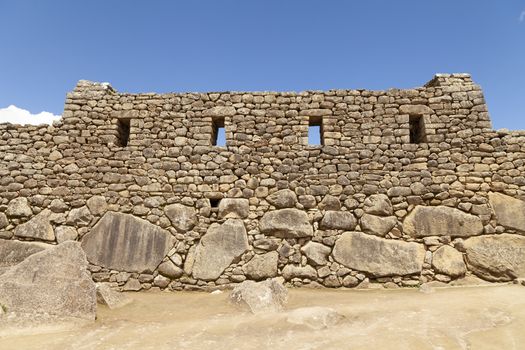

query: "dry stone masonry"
left=1, top=73, right=525, bottom=291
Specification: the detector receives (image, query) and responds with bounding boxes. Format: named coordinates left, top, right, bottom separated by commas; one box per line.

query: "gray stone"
left=154, top=275, right=170, bottom=288
left=403, top=205, right=483, bottom=238
left=192, top=219, right=248, bottom=281
left=267, top=189, right=297, bottom=208
left=363, top=194, right=393, bottom=216
left=81, top=212, right=173, bottom=273
left=6, top=197, right=32, bottom=218
left=259, top=208, right=313, bottom=238
left=66, top=206, right=93, bottom=227
left=49, top=198, right=68, bottom=213
left=464, top=234, right=525, bottom=282
left=431, top=245, right=466, bottom=277
left=230, top=279, right=288, bottom=314
left=488, top=192, right=525, bottom=232
left=319, top=211, right=357, bottom=231
left=0, top=241, right=96, bottom=320
left=342, top=275, right=359, bottom=287
left=218, top=198, right=249, bottom=219
left=0, top=213, right=8, bottom=229
left=158, top=260, right=183, bottom=279
left=14, top=209, right=55, bottom=241
left=318, top=195, right=341, bottom=211
left=300, top=242, right=332, bottom=266
left=243, top=251, right=279, bottom=280
left=86, top=195, right=108, bottom=216
left=165, top=204, right=197, bottom=232
left=0, top=239, right=50, bottom=268
left=55, top=226, right=78, bottom=243
left=96, top=283, right=132, bottom=309
left=282, top=264, right=317, bottom=280
left=360, top=214, right=397, bottom=237
left=286, top=306, right=345, bottom=330
left=122, top=278, right=142, bottom=291
left=333, top=232, right=426, bottom=277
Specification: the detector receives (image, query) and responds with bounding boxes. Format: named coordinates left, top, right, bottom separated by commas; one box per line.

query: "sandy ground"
left=1, top=284, right=524, bottom=350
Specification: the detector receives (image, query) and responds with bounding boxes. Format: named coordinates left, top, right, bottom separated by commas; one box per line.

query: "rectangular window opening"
left=117, top=118, right=131, bottom=147
left=308, top=116, right=324, bottom=146
left=409, top=115, right=426, bottom=144
left=212, top=117, right=226, bottom=146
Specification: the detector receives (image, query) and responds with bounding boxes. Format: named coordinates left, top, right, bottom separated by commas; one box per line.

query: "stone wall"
left=1, top=73, right=525, bottom=291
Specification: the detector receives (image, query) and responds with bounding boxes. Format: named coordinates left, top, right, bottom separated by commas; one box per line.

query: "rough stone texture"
left=319, top=211, right=357, bottom=231
left=218, top=198, right=250, bottom=219
left=286, top=307, right=345, bottom=330
left=158, top=260, right=183, bottom=279
left=0, top=239, right=50, bottom=268
left=333, top=232, right=426, bottom=277
left=86, top=195, right=108, bottom=216
left=230, top=279, right=288, bottom=314
left=488, top=192, right=525, bottom=232
left=403, top=206, right=483, bottom=238
left=55, top=226, right=78, bottom=243
left=282, top=264, right=317, bottom=280
left=96, top=283, right=132, bottom=309
left=363, top=194, right=393, bottom=216
left=243, top=251, right=279, bottom=280
left=164, top=204, right=197, bottom=232
left=0, top=213, right=8, bottom=229
left=6, top=198, right=32, bottom=218
left=300, top=242, right=332, bottom=266
left=432, top=246, right=467, bottom=277
left=267, top=189, right=297, bottom=208
left=67, top=206, right=93, bottom=227
left=464, top=234, right=525, bottom=282
left=0, top=241, right=96, bottom=320
left=81, top=212, right=173, bottom=273
left=360, top=214, right=397, bottom=237
left=260, top=209, right=313, bottom=238
left=14, top=209, right=55, bottom=241
left=192, top=219, right=248, bottom=281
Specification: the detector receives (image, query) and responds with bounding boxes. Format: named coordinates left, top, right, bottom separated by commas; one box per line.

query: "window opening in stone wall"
left=117, top=118, right=131, bottom=147
left=409, top=115, right=426, bottom=144
left=212, top=117, right=226, bottom=146
left=308, top=116, right=324, bottom=146
left=210, top=198, right=221, bottom=208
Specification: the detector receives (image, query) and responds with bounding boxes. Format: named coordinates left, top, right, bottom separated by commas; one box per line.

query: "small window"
left=210, top=198, right=221, bottom=208
left=409, top=115, right=426, bottom=144
left=308, top=116, right=324, bottom=145
left=117, top=119, right=131, bottom=147
left=212, top=117, right=226, bottom=146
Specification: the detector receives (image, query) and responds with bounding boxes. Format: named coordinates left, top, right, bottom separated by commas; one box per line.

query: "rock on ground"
left=286, top=306, right=345, bottom=330
left=230, top=279, right=288, bottom=314
left=0, top=241, right=96, bottom=320
left=96, top=283, right=132, bottom=309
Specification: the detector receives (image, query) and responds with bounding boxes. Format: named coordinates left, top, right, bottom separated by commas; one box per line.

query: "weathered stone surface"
left=0, top=241, right=96, bottom=320
left=488, top=192, right=525, bottom=232
left=165, top=204, right=197, bottom=232
left=403, top=206, right=483, bottom=238
left=122, top=278, right=142, bottom=291
left=286, top=306, right=345, bottom=330
left=300, top=242, right=332, bottom=266
left=49, top=198, right=68, bottom=213
left=243, top=251, right=278, bottom=280
left=192, top=219, right=248, bottom=281
left=464, top=234, right=525, bottom=282
left=203, top=106, right=236, bottom=117
left=399, top=104, right=433, bottom=115
left=6, top=197, right=32, bottom=218
left=267, top=189, right=297, bottom=208
left=319, top=211, right=357, bottom=231
left=363, top=194, right=393, bottom=216
left=360, top=214, right=397, bottom=237
left=260, top=209, right=313, bottom=238
left=96, top=283, right=132, bottom=309
left=55, top=226, right=78, bottom=243
left=230, top=279, right=288, bottom=314
left=0, top=239, right=50, bottom=268
left=86, top=195, right=108, bottom=216
left=282, top=264, right=317, bottom=280
left=318, top=195, right=341, bottom=211
left=333, top=232, right=425, bottom=277
left=432, top=245, right=466, bottom=277
left=0, top=213, right=8, bottom=229
left=67, top=206, right=93, bottom=227
left=218, top=198, right=249, bottom=219
left=158, top=260, right=183, bottom=279
left=81, top=212, right=173, bottom=273
left=14, top=209, right=55, bottom=241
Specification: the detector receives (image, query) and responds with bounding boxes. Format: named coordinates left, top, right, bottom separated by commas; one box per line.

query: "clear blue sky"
left=1, top=1, right=524, bottom=129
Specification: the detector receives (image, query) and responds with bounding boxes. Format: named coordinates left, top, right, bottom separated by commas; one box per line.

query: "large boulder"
left=14, top=209, right=55, bottom=241
left=360, top=214, right=397, bottom=237
left=431, top=245, right=466, bottom=277
left=488, top=192, right=525, bottom=232
left=6, top=197, right=32, bottom=218
left=403, top=206, right=483, bottom=238
left=96, top=283, right=132, bottom=309
left=363, top=194, right=393, bottom=216
left=319, top=211, right=357, bottom=231
left=267, top=189, right=297, bottom=208
left=230, top=279, right=288, bottom=314
left=218, top=198, right=250, bottom=219
left=286, top=307, right=345, bottom=330
left=259, top=209, right=313, bottom=238
left=81, top=212, right=173, bottom=273
left=300, top=241, right=332, bottom=266
left=333, top=232, right=425, bottom=277
left=0, top=241, right=96, bottom=320
left=192, top=219, right=248, bottom=281
left=0, top=239, right=50, bottom=269
left=164, top=204, right=197, bottom=232
left=243, top=251, right=279, bottom=280
left=463, top=234, right=525, bottom=282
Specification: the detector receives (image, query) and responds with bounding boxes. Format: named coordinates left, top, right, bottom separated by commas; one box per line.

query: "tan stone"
left=488, top=192, right=525, bottom=232
left=431, top=245, right=466, bottom=277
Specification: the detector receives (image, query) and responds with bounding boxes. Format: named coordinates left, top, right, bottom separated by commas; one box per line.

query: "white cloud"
left=0, top=105, right=61, bottom=125
left=520, top=11, right=525, bottom=22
